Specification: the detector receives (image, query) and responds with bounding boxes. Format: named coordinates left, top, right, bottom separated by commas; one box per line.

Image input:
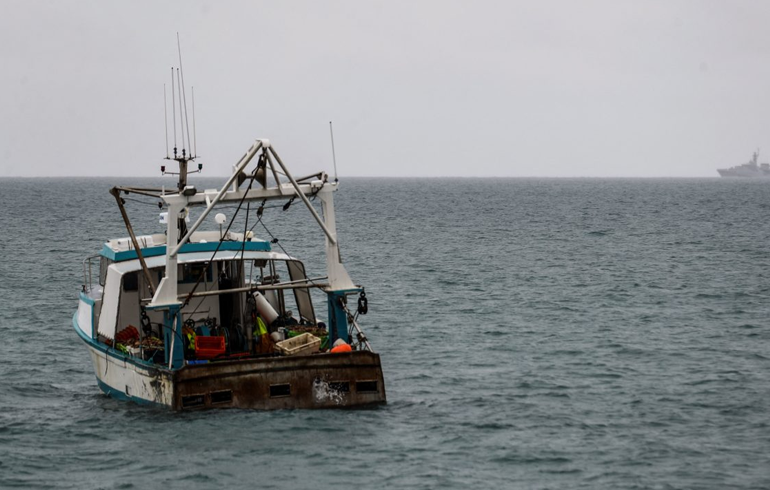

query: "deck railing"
left=82, top=254, right=100, bottom=293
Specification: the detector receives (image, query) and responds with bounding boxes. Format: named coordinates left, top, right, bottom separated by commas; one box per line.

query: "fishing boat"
left=73, top=114, right=385, bottom=409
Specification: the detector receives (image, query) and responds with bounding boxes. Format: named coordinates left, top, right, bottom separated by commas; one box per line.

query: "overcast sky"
left=2, top=1, right=770, bottom=177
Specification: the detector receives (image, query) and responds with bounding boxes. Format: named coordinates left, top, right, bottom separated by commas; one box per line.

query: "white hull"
left=86, top=343, right=174, bottom=406
left=717, top=169, right=770, bottom=178
left=75, top=315, right=174, bottom=406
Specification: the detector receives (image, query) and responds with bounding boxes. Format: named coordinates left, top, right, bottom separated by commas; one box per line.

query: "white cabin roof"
left=100, top=230, right=274, bottom=263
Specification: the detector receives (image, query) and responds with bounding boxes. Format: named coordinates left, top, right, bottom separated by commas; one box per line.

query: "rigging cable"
left=183, top=159, right=261, bottom=312
left=237, top=201, right=250, bottom=293
left=251, top=212, right=372, bottom=348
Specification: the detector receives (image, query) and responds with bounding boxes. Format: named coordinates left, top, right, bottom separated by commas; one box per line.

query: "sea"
left=0, top=177, right=768, bottom=489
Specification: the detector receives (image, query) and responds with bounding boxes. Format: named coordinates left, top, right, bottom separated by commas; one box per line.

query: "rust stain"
left=173, top=351, right=386, bottom=410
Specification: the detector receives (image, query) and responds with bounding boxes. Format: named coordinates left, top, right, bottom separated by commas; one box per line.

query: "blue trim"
left=100, top=240, right=271, bottom=262
left=164, top=305, right=184, bottom=369
left=326, top=288, right=363, bottom=345
left=78, top=292, right=96, bottom=306
left=144, top=303, right=180, bottom=311
left=95, top=378, right=162, bottom=407
left=72, top=314, right=168, bottom=407
left=100, top=243, right=165, bottom=261
left=327, top=291, right=348, bottom=344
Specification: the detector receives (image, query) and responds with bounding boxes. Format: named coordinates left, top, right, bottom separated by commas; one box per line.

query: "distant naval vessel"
left=717, top=150, right=770, bottom=178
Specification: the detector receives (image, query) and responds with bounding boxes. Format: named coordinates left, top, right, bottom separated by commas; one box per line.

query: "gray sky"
left=2, top=0, right=770, bottom=178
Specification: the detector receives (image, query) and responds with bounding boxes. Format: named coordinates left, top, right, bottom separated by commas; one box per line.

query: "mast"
left=144, top=36, right=358, bottom=361
left=151, top=43, right=202, bottom=308
left=149, top=147, right=200, bottom=308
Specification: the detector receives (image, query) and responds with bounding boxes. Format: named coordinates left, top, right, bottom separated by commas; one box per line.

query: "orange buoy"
left=330, top=343, right=352, bottom=353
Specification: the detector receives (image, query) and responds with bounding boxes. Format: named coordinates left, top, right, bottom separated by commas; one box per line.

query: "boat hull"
left=76, top=316, right=386, bottom=410
left=88, top=343, right=174, bottom=406
left=172, top=351, right=385, bottom=410
left=717, top=169, right=770, bottom=178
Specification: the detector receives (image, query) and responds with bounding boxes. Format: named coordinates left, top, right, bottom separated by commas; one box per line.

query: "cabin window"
left=269, top=384, right=291, bottom=398
left=286, top=260, right=316, bottom=324
left=99, top=257, right=112, bottom=286
left=179, top=263, right=212, bottom=284
left=259, top=260, right=317, bottom=327
left=122, top=272, right=138, bottom=292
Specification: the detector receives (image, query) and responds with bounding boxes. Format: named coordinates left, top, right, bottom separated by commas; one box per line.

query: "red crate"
left=195, top=336, right=226, bottom=359
left=115, top=325, right=139, bottom=344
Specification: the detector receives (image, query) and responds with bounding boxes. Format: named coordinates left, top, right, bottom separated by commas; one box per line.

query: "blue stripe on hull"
left=74, top=313, right=171, bottom=408
left=94, top=378, right=162, bottom=407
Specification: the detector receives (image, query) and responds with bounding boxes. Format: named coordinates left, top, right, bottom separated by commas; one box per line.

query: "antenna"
left=192, top=86, right=197, bottom=158
left=177, top=33, right=193, bottom=160
left=171, top=67, right=177, bottom=158
left=176, top=68, right=185, bottom=156
left=329, top=121, right=338, bottom=182
left=160, top=36, right=203, bottom=187
left=163, top=84, right=169, bottom=159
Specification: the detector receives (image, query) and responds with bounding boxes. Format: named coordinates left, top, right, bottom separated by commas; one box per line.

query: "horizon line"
left=0, top=174, right=727, bottom=179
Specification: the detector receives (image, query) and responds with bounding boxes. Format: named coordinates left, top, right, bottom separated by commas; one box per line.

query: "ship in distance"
left=717, top=150, right=770, bottom=177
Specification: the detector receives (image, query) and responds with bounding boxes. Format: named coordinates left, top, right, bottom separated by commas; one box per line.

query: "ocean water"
left=0, top=177, right=768, bottom=489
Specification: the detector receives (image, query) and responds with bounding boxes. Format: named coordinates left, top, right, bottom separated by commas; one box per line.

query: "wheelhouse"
left=79, top=230, right=329, bottom=366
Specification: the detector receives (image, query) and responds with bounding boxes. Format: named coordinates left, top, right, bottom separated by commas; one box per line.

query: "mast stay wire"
left=237, top=201, right=250, bottom=298
left=249, top=210, right=373, bottom=351
left=183, top=157, right=261, bottom=313
left=249, top=211, right=330, bottom=297
left=171, top=145, right=335, bottom=327
left=176, top=168, right=368, bottom=349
